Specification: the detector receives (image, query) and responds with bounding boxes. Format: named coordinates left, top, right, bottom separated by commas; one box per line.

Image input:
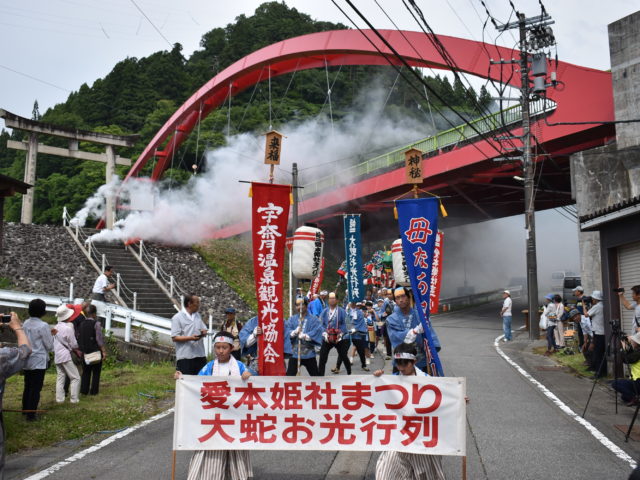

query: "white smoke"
left=73, top=83, right=436, bottom=246
left=69, top=177, right=121, bottom=228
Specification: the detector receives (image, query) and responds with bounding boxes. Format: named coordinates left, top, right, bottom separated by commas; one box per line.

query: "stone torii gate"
left=0, top=109, right=138, bottom=228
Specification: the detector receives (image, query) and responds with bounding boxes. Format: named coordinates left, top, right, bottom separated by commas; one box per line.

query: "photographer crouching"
left=611, top=331, right=640, bottom=407
left=0, top=312, right=32, bottom=478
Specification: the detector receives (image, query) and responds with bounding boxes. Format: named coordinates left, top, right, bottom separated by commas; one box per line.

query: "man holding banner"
left=393, top=197, right=445, bottom=377
left=285, top=297, right=323, bottom=376
left=387, top=286, right=441, bottom=374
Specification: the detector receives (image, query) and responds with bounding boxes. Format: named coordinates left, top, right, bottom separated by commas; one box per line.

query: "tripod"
left=582, top=320, right=622, bottom=418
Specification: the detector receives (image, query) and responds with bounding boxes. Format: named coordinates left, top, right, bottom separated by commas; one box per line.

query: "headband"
left=394, top=352, right=416, bottom=360
left=394, top=287, right=406, bottom=295
left=214, top=335, right=234, bottom=345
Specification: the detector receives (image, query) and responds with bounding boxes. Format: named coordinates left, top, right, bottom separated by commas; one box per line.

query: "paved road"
left=9, top=302, right=637, bottom=479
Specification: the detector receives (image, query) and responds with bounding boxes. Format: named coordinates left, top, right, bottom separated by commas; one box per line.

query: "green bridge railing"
left=301, top=98, right=556, bottom=199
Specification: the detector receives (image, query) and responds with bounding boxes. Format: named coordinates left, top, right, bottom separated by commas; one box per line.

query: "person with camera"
left=171, top=294, right=208, bottom=376
left=610, top=331, right=640, bottom=406
left=618, top=285, right=640, bottom=333
left=573, top=286, right=591, bottom=350
left=317, top=292, right=351, bottom=376
left=586, top=290, right=607, bottom=378
left=1, top=312, right=31, bottom=478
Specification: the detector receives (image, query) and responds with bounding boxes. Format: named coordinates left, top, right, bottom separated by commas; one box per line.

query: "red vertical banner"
left=251, top=182, right=291, bottom=376
left=430, top=231, right=444, bottom=314
left=310, top=257, right=325, bottom=295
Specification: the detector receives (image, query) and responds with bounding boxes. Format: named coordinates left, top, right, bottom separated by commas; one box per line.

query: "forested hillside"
left=0, top=1, right=490, bottom=224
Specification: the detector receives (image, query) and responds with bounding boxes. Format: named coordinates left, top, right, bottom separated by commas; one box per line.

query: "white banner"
left=173, top=375, right=466, bottom=456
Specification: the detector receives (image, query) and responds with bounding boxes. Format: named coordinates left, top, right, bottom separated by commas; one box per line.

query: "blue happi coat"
left=308, top=298, right=325, bottom=317
left=285, top=313, right=323, bottom=359
left=386, top=305, right=441, bottom=370
left=345, top=308, right=367, bottom=340
left=318, top=306, right=348, bottom=334
left=239, top=316, right=293, bottom=369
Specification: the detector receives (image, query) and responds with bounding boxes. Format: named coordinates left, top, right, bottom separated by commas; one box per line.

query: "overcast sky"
left=0, top=0, right=638, bottom=127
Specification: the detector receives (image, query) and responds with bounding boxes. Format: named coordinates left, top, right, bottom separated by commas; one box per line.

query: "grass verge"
left=196, top=238, right=291, bottom=314
left=532, top=345, right=600, bottom=378
left=3, top=361, right=175, bottom=454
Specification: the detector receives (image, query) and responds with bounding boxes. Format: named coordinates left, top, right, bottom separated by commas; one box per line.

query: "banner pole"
left=462, top=456, right=467, bottom=480
left=297, top=312, right=302, bottom=376
left=171, top=450, right=176, bottom=480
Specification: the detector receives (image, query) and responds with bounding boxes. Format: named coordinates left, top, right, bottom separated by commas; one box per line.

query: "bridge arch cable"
left=332, top=0, right=515, bottom=163
left=297, top=66, right=404, bottom=174
left=404, top=0, right=522, bottom=156
left=401, top=0, right=522, bottom=155
left=364, top=0, right=520, bottom=158
left=324, top=57, right=334, bottom=135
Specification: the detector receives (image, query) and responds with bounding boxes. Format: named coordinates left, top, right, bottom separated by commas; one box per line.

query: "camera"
left=1, top=314, right=11, bottom=323
left=614, top=287, right=625, bottom=293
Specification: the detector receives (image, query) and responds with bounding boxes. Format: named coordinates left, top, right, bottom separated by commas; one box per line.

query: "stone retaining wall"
left=0, top=223, right=95, bottom=297
left=0, top=224, right=254, bottom=328
left=144, top=243, right=254, bottom=327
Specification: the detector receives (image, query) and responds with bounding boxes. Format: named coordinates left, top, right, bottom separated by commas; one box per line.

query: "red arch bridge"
left=121, top=29, right=614, bottom=239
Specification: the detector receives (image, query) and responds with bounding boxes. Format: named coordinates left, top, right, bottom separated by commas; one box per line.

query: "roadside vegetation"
left=532, top=345, right=597, bottom=378
left=2, top=361, right=175, bottom=454
left=197, top=237, right=295, bottom=314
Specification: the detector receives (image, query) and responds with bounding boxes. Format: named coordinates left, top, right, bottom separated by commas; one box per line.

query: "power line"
left=0, top=63, right=71, bottom=93
left=401, top=0, right=521, bottom=154
left=128, top=0, right=173, bottom=49
left=331, top=0, right=511, bottom=163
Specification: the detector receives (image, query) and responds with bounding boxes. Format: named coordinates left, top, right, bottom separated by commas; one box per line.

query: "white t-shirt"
left=631, top=301, right=640, bottom=329
left=92, top=274, right=109, bottom=294
left=502, top=297, right=513, bottom=316
left=587, top=302, right=604, bottom=335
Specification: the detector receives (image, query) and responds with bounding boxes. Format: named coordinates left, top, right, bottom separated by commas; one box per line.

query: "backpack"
left=77, top=317, right=99, bottom=354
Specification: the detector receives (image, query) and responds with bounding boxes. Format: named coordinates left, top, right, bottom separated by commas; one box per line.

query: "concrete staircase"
left=84, top=230, right=178, bottom=319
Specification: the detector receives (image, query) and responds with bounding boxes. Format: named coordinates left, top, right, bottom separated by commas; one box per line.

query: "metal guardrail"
left=301, top=99, right=556, bottom=198
left=0, top=287, right=168, bottom=339
left=62, top=207, right=187, bottom=311
left=62, top=207, right=138, bottom=308
left=0, top=288, right=217, bottom=357
left=438, top=285, right=523, bottom=311
left=131, top=240, right=188, bottom=307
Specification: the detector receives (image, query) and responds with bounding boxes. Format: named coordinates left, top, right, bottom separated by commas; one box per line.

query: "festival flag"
left=430, top=231, right=444, bottom=314
left=337, top=260, right=347, bottom=278
left=309, top=257, right=325, bottom=295
left=251, top=182, right=291, bottom=376
left=396, top=197, right=443, bottom=376
left=343, top=214, right=364, bottom=303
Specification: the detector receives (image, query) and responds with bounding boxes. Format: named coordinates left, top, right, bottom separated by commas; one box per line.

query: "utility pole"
left=518, top=13, right=540, bottom=341
left=498, top=11, right=555, bottom=341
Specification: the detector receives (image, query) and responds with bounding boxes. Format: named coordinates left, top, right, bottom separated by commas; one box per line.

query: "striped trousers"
left=376, top=451, right=446, bottom=480
left=187, top=450, right=252, bottom=480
